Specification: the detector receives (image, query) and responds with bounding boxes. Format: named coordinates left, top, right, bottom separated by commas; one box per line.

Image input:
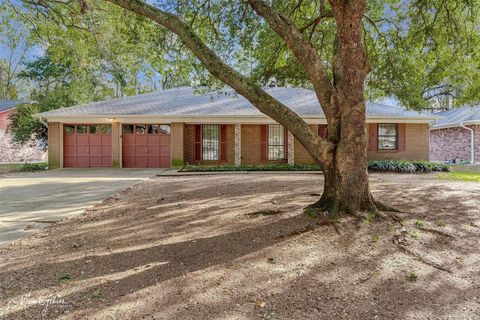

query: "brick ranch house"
left=36, top=87, right=437, bottom=169
left=430, top=105, right=480, bottom=164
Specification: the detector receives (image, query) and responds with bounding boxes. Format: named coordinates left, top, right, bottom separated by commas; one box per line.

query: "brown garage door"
left=63, top=124, right=112, bottom=167
left=122, top=124, right=171, bottom=168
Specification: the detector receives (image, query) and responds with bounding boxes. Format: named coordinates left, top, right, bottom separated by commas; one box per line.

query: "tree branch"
left=247, top=0, right=334, bottom=119
left=104, top=0, right=334, bottom=165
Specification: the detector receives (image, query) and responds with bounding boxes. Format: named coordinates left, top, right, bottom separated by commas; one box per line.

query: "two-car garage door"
left=63, top=123, right=171, bottom=168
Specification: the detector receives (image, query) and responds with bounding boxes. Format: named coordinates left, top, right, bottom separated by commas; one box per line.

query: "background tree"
left=0, top=2, right=33, bottom=99
left=6, top=0, right=197, bottom=144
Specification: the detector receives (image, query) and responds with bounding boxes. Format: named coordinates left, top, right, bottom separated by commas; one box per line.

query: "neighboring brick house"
left=35, top=87, right=437, bottom=169
left=0, top=100, right=33, bottom=131
left=0, top=100, right=46, bottom=163
left=430, top=105, right=480, bottom=164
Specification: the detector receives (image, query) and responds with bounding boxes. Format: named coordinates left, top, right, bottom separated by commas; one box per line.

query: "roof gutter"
left=430, top=120, right=480, bottom=130
left=34, top=113, right=439, bottom=123
left=460, top=123, right=475, bottom=164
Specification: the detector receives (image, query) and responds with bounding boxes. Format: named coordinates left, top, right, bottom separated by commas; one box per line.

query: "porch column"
left=287, top=130, right=295, bottom=165
left=171, top=122, right=185, bottom=167
left=235, top=124, right=241, bottom=165
left=47, top=122, right=61, bottom=169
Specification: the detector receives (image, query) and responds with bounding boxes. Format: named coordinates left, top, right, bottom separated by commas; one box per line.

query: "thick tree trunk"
left=315, top=149, right=375, bottom=216
left=304, top=0, right=390, bottom=216
left=310, top=101, right=376, bottom=215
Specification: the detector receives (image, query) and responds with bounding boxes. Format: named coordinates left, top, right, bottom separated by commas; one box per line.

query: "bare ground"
left=0, top=173, right=479, bottom=320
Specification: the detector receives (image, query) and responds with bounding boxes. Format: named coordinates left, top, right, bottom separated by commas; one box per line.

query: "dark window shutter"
left=284, top=128, right=288, bottom=161
left=260, top=125, right=267, bottom=162
left=220, top=125, right=227, bottom=161
left=397, top=123, right=406, bottom=151
left=318, top=125, right=328, bottom=138
left=368, top=123, right=378, bottom=151
left=194, top=124, right=201, bottom=161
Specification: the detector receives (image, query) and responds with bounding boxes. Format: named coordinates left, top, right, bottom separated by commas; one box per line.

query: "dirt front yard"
left=0, top=173, right=479, bottom=320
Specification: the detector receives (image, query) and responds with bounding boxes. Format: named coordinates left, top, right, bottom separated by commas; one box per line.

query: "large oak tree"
left=18, top=0, right=480, bottom=216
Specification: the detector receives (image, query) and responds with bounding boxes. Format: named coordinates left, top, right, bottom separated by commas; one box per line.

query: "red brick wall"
left=293, top=125, right=317, bottom=164
left=294, top=123, right=430, bottom=163
left=241, top=124, right=262, bottom=164
left=183, top=122, right=430, bottom=165
left=0, top=109, right=15, bottom=131
left=367, top=123, right=429, bottom=161
left=430, top=125, right=479, bottom=163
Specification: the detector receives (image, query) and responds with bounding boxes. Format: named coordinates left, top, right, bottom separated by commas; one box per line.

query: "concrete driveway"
left=0, top=168, right=163, bottom=246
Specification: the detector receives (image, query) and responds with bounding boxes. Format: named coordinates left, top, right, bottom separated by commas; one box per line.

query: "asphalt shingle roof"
left=37, top=87, right=435, bottom=119
left=432, top=105, right=480, bottom=128
left=0, top=100, right=33, bottom=112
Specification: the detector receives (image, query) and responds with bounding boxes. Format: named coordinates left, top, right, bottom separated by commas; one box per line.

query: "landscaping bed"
left=0, top=173, right=478, bottom=319
left=182, top=160, right=450, bottom=173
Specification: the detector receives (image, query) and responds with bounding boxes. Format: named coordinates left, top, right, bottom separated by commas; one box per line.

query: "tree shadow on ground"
left=0, top=174, right=478, bottom=319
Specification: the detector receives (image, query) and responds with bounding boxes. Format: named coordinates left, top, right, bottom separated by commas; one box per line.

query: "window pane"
left=268, top=124, right=285, bottom=160
left=122, top=125, right=134, bottom=134
left=377, top=124, right=397, bottom=150
left=101, top=125, right=112, bottom=134
left=202, top=124, right=219, bottom=160
left=378, top=124, right=396, bottom=136
left=148, top=125, right=159, bottom=134
left=64, top=125, right=75, bottom=134
left=159, top=125, right=171, bottom=134
left=89, top=125, right=100, bottom=134
left=378, top=136, right=397, bottom=150
left=77, top=125, right=88, bottom=134
left=135, top=125, right=146, bottom=134
left=269, top=146, right=285, bottom=160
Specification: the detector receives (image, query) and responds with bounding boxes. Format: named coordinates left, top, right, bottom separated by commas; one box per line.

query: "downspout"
left=460, top=123, right=474, bottom=164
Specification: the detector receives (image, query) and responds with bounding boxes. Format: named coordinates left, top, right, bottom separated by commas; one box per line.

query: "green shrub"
left=368, top=160, right=416, bottom=173
left=368, top=160, right=449, bottom=173
left=411, top=161, right=449, bottom=172
left=20, top=162, right=48, bottom=172
left=182, top=160, right=449, bottom=173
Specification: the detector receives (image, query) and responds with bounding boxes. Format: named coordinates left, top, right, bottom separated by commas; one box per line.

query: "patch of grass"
left=435, top=220, right=446, bottom=227
left=304, top=207, right=321, bottom=218
left=20, top=162, right=47, bottom=172
left=414, top=220, right=424, bottom=227
left=449, top=165, right=480, bottom=174
left=92, top=289, right=102, bottom=299
left=407, top=272, right=418, bottom=282
left=409, top=230, right=420, bottom=240
left=0, top=163, right=23, bottom=173
left=371, top=235, right=380, bottom=244
left=59, top=273, right=72, bottom=282
left=0, top=162, right=47, bottom=173
left=247, top=209, right=282, bottom=217
left=435, top=171, right=480, bottom=182
left=364, top=211, right=376, bottom=224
